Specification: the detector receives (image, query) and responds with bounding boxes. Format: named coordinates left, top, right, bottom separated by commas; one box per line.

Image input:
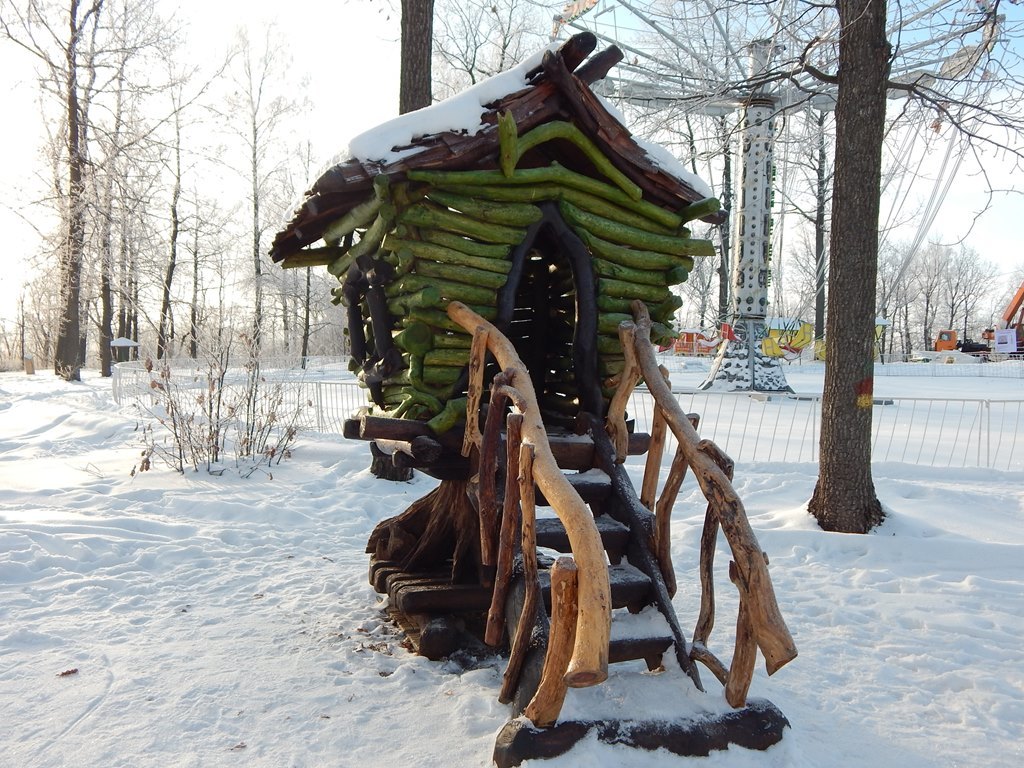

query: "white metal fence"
left=113, top=360, right=1024, bottom=471
left=625, top=390, right=1024, bottom=471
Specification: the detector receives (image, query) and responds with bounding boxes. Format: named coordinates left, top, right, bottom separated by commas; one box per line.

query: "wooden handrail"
left=448, top=301, right=611, bottom=688
left=625, top=301, right=797, bottom=701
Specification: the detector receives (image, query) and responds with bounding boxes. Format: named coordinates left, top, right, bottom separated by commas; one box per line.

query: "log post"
left=499, top=444, right=539, bottom=703
left=524, top=556, right=579, bottom=727
left=477, top=372, right=513, bottom=569
left=462, top=327, right=490, bottom=457
left=692, top=439, right=734, bottom=651
left=485, top=412, right=524, bottom=646
left=447, top=301, right=610, bottom=687
left=725, top=562, right=758, bottom=708
left=605, top=322, right=642, bottom=462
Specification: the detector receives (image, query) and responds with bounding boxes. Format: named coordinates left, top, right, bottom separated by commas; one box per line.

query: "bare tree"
left=433, top=0, right=546, bottom=97
left=942, top=245, right=997, bottom=339
left=218, top=28, right=299, bottom=355
left=1, top=0, right=107, bottom=380
left=913, top=242, right=949, bottom=349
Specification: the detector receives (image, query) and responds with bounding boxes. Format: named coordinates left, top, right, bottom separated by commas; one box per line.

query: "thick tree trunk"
left=808, top=0, right=889, bottom=533
left=400, top=0, right=434, bottom=114
left=55, top=0, right=88, bottom=382
left=814, top=109, right=827, bottom=343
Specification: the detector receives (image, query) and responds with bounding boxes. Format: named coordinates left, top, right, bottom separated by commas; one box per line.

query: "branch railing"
left=615, top=302, right=798, bottom=707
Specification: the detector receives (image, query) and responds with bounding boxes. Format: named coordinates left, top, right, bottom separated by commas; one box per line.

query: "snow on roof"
left=345, top=46, right=555, bottom=166
left=339, top=43, right=713, bottom=199
left=632, top=134, right=713, bottom=199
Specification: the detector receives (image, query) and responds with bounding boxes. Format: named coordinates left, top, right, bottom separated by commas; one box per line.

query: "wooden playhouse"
left=272, top=33, right=796, bottom=766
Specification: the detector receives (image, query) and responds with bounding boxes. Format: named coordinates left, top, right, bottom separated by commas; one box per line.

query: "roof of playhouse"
left=269, top=32, right=719, bottom=263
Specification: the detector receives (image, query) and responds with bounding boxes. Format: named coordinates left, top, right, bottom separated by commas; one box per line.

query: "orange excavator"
left=935, top=281, right=1024, bottom=354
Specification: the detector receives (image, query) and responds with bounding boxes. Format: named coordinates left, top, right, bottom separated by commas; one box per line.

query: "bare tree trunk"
left=808, top=0, right=888, bottom=533
left=158, top=112, right=182, bottom=360
left=300, top=267, right=311, bottom=366
left=250, top=115, right=263, bottom=354
left=400, top=0, right=435, bottom=114
left=55, top=0, right=98, bottom=381
left=189, top=223, right=199, bottom=359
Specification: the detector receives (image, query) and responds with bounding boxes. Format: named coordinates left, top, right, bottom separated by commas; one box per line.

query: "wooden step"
left=538, top=562, right=651, bottom=612
left=508, top=430, right=651, bottom=472
left=534, top=468, right=611, bottom=507
left=607, top=635, right=674, bottom=665
left=534, top=513, right=629, bottom=564
left=387, top=560, right=653, bottom=616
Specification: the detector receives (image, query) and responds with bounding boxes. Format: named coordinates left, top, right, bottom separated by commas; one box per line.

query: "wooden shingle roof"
left=270, top=32, right=720, bottom=263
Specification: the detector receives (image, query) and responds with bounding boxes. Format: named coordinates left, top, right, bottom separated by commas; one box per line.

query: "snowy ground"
left=2, top=369, right=1023, bottom=767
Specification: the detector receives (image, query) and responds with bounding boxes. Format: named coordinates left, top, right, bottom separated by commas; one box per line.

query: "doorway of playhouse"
left=496, top=210, right=602, bottom=429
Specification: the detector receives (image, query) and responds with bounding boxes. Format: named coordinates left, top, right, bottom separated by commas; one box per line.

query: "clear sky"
left=0, top=0, right=402, bottom=327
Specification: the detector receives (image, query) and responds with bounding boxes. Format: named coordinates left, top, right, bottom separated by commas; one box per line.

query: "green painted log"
left=498, top=110, right=518, bottom=178
left=407, top=307, right=493, bottom=333
left=281, top=246, right=344, bottom=269
left=383, top=237, right=512, bottom=274
left=393, top=321, right=435, bottom=355
left=399, top=203, right=524, bottom=245
left=322, top=175, right=389, bottom=245
left=413, top=229, right=513, bottom=259
left=598, top=313, right=638, bottom=336
left=665, top=266, right=689, bottom=285
left=593, top=258, right=671, bottom=287
left=425, top=189, right=543, bottom=228
left=513, top=121, right=642, bottom=201
left=383, top=248, right=417, bottom=278
left=431, top=333, right=472, bottom=349
left=597, top=335, right=625, bottom=355
left=422, top=366, right=464, bottom=387
left=561, top=201, right=716, bottom=258
left=424, top=349, right=471, bottom=367
left=598, top=277, right=671, bottom=304
left=327, top=206, right=395, bottom=277
left=426, top=397, right=467, bottom=435
left=408, top=162, right=682, bottom=231
left=387, top=371, right=453, bottom=401
left=576, top=228, right=695, bottom=271
left=599, top=357, right=626, bottom=376
left=678, top=197, right=722, bottom=224
left=414, top=260, right=508, bottom=291
left=653, top=295, right=684, bottom=323
left=386, top=274, right=495, bottom=306
left=388, top=286, right=442, bottom=318
left=392, top=388, right=444, bottom=419
left=427, top=182, right=679, bottom=235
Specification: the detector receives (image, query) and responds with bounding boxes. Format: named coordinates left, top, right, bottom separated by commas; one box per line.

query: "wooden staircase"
left=361, top=301, right=796, bottom=765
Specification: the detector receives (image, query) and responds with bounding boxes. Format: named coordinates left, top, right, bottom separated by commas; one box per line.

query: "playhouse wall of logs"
left=272, top=33, right=796, bottom=766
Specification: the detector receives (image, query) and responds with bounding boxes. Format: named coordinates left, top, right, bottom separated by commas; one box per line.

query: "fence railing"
left=114, top=362, right=1024, bottom=471
left=625, top=389, right=1024, bottom=471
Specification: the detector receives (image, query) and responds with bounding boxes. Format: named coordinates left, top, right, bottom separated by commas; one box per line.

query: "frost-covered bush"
left=135, top=337, right=304, bottom=477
